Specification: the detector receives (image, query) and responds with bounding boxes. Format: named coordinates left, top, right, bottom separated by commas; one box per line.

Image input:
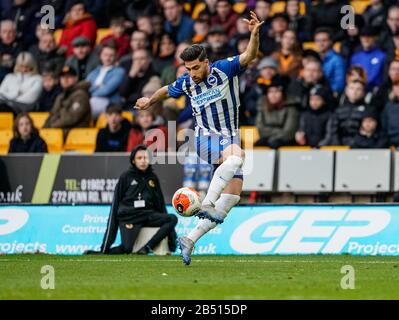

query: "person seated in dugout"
left=86, top=145, right=177, bottom=255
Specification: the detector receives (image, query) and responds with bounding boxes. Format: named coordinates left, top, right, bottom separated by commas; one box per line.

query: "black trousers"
left=108, top=213, right=178, bottom=254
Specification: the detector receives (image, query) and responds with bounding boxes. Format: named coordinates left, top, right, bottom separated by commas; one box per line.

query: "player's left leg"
left=196, top=144, right=245, bottom=223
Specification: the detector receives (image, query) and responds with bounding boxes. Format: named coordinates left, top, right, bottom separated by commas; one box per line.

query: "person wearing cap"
left=350, top=25, right=385, bottom=92
left=44, top=65, right=91, bottom=135
left=95, top=103, right=131, bottom=152
left=351, top=109, right=387, bottom=148
left=255, top=75, right=299, bottom=148
left=59, top=0, right=97, bottom=56
left=90, top=145, right=178, bottom=255
left=205, top=24, right=231, bottom=61
left=329, top=80, right=374, bottom=146
left=295, top=85, right=333, bottom=148
left=211, top=0, right=239, bottom=39
left=86, top=43, right=126, bottom=119
left=260, top=12, right=289, bottom=56
left=0, top=51, right=43, bottom=114
left=65, top=36, right=99, bottom=80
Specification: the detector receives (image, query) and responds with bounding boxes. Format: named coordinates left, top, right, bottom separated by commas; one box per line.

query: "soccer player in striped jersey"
left=135, top=11, right=264, bottom=265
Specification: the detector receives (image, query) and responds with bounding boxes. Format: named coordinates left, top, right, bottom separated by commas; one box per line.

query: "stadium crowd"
left=2, top=0, right=399, bottom=153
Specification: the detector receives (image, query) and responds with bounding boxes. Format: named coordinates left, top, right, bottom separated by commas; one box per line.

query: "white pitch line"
left=0, top=258, right=398, bottom=264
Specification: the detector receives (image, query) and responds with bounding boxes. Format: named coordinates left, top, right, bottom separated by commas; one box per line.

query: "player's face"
left=184, top=58, right=209, bottom=84
left=133, top=150, right=150, bottom=171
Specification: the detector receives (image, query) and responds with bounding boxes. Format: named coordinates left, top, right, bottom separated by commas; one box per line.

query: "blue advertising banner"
left=1, top=205, right=399, bottom=255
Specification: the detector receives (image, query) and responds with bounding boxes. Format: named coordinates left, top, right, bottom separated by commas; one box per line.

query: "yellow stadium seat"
left=64, top=128, right=98, bottom=153
left=271, top=1, right=306, bottom=15
left=29, top=112, right=49, bottom=129
left=96, top=112, right=134, bottom=129
left=39, top=128, right=64, bottom=153
left=320, top=145, right=350, bottom=151
left=0, top=113, right=13, bottom=130
left=302, top=41, right=341, bottom=53
left=0, top=130, right=13, bottom=155
left=240, top=126, right=260, bottom=149
left=351, top=0, right=370, bottom=14
left=54, top=28, right=112, bottom=45
left=233, top=2, right=247, bottom=14
left=191, top=2, right=206, bottom=19
left=279, top=146, right=313, bottom=150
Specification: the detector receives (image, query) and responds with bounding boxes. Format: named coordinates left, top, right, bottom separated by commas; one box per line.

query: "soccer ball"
left=172, top=187, right=201, bottom=217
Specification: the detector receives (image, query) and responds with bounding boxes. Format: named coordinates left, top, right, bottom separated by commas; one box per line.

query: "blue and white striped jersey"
left=168, top=55, right=243, bottom=137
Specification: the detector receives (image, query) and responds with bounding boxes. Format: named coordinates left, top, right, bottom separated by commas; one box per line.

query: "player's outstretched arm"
left=134, top=85, right=169, bottom=110
left=239, top=11, right=264, bottom=67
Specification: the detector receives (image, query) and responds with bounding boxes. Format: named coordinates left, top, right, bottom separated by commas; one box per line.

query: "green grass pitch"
left=1, top=254, right=399, bottom=300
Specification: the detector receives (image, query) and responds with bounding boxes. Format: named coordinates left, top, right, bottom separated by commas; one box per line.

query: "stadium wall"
left=1, top=204, right=399, bottom=256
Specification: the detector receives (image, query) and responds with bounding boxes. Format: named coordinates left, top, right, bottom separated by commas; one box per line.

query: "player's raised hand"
left=134, top=97, right=151, bottom=110
left=243, top=11, right=264, bottom=34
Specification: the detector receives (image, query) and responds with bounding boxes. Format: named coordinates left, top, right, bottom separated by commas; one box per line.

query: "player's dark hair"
left=180, top=45, right=207, bottom=62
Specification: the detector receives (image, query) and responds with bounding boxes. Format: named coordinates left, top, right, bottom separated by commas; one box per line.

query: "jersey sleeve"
left=212, top=55, right=243, bottom=78
left=168, top=75, right=186, bottom=98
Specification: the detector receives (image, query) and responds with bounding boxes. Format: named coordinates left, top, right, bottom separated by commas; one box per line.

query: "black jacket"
left=350, top=130, right=388, bottom=149
left=8, top=133, right=48, bottom=153
left=329, top=98, right=372, bottom=146
left=101, top=160, right=175, bottom=253
left=95, top=119, right=131, bottom=152
left=299, top=107, right=332, bottom=147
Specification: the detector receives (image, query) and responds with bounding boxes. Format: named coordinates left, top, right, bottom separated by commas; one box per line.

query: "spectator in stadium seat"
left=36, top=69, right=62, bottom=112
left=254, top=0, right=272, bottom=41
left=99, top=17, right=129, bottom=59
left=295, top=85, right=333, bottom=148
left=372, top=59, right=399, bottom=113
left=0, top=20, right=22, bottom=83
left=378, top=5, right=399, bottom=53
left=160, top=41, right=190, bottom=86
left=211, top=0, right=238, bottom=40
left=350, top=26, right=385, bottom=93
left=124, top=0, right=157, bottom=24
left=0, top=52, right=42, bottom=114
left=163, top=0, right=194, bottom=44
left=127, top=109, right=168, bottom=153
left=89, top=144, right=177, bottom=255
left=120, top=49, right=158, bottom=107
left=95, top=103, right=131, bottom=152
left=1, top=0, right=41, bottom=48
left=119, top=30, right=150, bottom=71
left=239, top=56, right=277, bottom=126
left=65, top=36, right=99, bottom=80
left=328, top=80, right=373, bottom=146
left=152, top=34, right=176, bottom=73
left=229, top=14, right=251, bottom=53
left=255, top=75, right=299, bottom=148
left=314, top=27, right=346, bottom=95
left=192, top=13, right=210, bottom=44
left=86, top=43, right=125, bottom=119
left=381, top=75, right=399, bottom=147
left=350, top=109, right=387, bottom=149
left=205, top=25, right=231, bottom=62
left=8, top=112, right=47, bottom=153
left=260, top=13, right=289, bottom=56
left=59, top=0, right=98, bottom=56
left=44, top=65, right=91, bottom=135
left=340, top=14, right=364, bottom=67
left=287, top=57, right=335, bottom=111
left=284, top=0, right=311, bottom=41
left=271, top=29, right=302, bottom=78
left=29, top=32, right=65, bottom=74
